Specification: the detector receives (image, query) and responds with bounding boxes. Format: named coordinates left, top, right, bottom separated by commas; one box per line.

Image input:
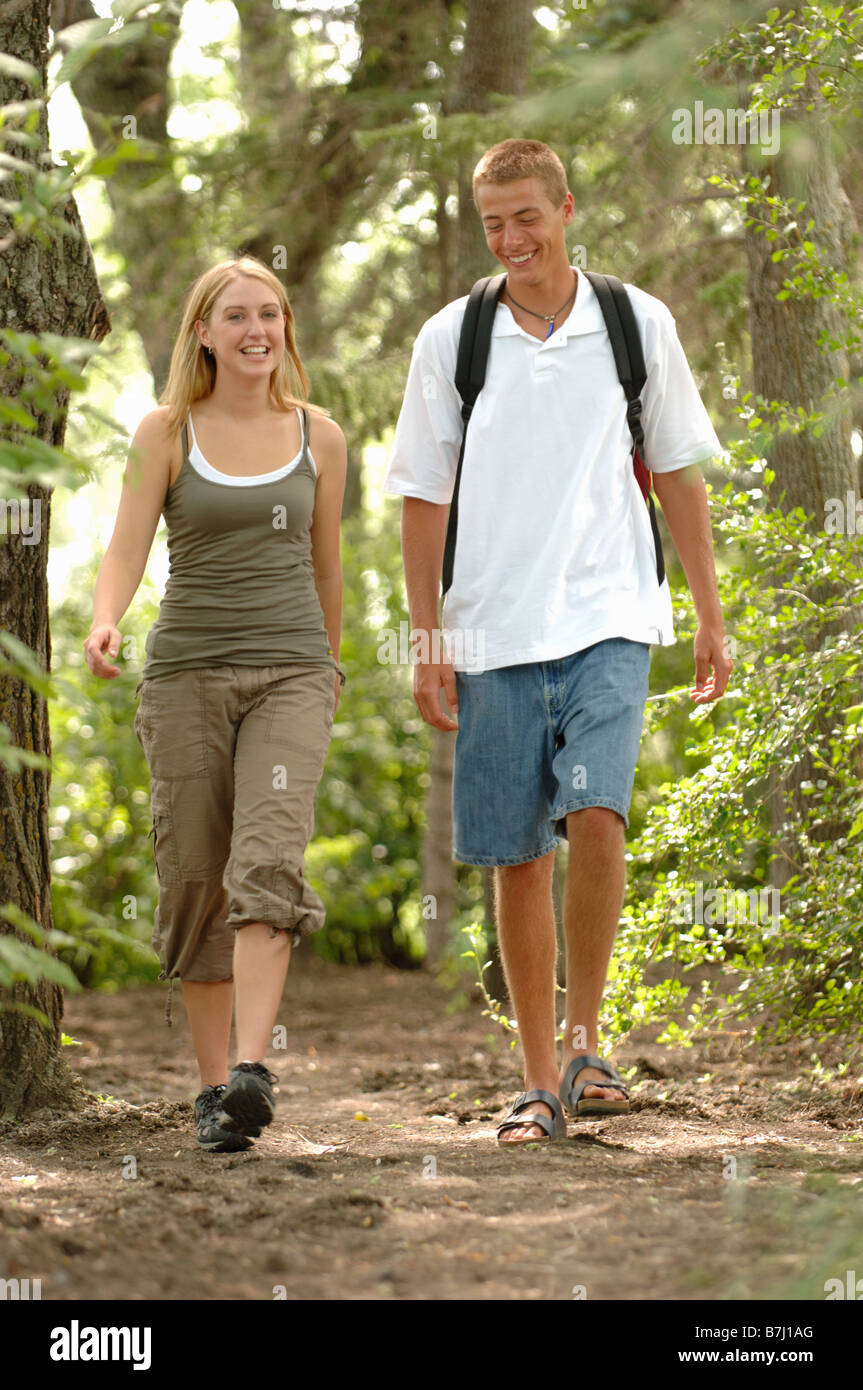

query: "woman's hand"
left=84, top=625, right=123, bottom=679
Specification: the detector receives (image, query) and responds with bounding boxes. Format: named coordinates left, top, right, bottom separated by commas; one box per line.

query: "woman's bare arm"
left=85, top=408, right=176, bottom=679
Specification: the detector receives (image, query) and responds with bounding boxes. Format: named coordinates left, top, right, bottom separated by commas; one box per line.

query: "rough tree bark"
left=0, top=0, right=110, bottom=1116
left=746, top=109, right=857, bottom=514
left=445, top=0, right=535, bottom=285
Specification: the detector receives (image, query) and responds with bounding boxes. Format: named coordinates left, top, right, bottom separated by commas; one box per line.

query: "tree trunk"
left=744, top=75, right=862, bottom=888
left=421, top=727, right=455, bottom=966
left=482, top=868, right=509, bottom=1008
left=0, top=0, right=109, bottom=1116
left=746, top=114, right=857, bottom=516
left=446, top=0, right=535, bottom=286
left=57, top=0, right=185, bottom=393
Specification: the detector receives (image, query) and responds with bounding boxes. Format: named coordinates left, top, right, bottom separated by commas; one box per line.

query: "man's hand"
left=691, top=623, right=732, bottom=704
left=413, top=653, right=459, bottom=731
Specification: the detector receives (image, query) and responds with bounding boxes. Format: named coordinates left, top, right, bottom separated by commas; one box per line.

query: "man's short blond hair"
left=473, top=139, right=569, bottom=208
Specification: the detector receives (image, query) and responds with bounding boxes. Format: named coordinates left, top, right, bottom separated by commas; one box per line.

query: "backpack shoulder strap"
left=582, top=270, right=664, bottom=585
left=455, top=273, right=507, bottom=417
left=582, top=270, right=645, bottom=449
left=443, top=274, right=506, bottom=594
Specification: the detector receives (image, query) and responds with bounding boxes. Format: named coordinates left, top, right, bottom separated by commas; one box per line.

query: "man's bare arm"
left=652, top=462, right=732, bottom=703
left=401, top=497, right=459, bottom=731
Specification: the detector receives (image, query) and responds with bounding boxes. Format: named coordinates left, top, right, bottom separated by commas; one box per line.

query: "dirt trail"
left=2, top=954, right=862, bottom=1302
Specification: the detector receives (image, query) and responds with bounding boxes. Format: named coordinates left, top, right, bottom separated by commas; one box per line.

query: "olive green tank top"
left=141, top=406, right=336, bottom=680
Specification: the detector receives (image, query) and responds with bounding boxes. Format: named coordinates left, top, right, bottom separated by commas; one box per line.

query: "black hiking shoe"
left=194, top=1084, right=253, bottom=1153
left=219, top=1062, right=279, bottom=1138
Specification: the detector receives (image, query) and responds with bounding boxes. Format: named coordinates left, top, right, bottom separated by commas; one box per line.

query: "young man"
left=385, top=139, right=731, bottom=1144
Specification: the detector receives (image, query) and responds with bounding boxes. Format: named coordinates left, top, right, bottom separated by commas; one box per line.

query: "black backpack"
left=441, top=269, right=665, bottom=595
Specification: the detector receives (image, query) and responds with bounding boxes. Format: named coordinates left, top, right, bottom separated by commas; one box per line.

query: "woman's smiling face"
left=197, top=275, right=287, bottom=374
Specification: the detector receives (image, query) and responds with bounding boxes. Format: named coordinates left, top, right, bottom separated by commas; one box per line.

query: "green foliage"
left=0, top=903, right=81, bottom=1026
left=0, top=902, right=81, bottom=991
left=677, top=1170, right=863, bottom=1300
left=579, top=1, right=863, bottom=1050
left=6, top=0, right=863, bottom=1048
left=461, top=921, right=519, bottom=1048
left=306, top=502, right=431, bottom=965
left=44, top=641, right=163, bottom=990
left=0, top=57, right=120, bottom=1018
left=607, top=444, right=863, bottom=1048
left=0, top=328, right=116, bottom=491
left=706, top=4, right=863, bottom=115
left=51, top=16, right=153, bottom=90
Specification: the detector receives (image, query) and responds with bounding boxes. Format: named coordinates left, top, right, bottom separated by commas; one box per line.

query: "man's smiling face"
left=475, top=175, right=574, bottom=285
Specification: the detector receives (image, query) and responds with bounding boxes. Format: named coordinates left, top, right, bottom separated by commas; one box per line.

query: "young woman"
left=84, top=255, right=347, bottom=1153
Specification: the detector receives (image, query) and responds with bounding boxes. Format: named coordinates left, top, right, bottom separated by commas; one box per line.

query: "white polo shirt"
left=384, top=269, right=722, bottom=672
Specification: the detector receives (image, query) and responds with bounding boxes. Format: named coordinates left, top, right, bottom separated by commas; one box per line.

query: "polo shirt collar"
left=490, top=266, right=606, bottom=342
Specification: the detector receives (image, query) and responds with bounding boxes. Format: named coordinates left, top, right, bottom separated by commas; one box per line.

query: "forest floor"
left=2, top=953, right=863, bottom=1302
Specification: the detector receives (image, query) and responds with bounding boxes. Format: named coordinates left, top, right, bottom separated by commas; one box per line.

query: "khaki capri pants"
left=133, top=663, right=334, bottom=985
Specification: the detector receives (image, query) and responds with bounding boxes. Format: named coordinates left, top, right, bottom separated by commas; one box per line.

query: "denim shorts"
left=133, top=663, right=334, bottom=983
left=452, top=637, right=651, bottom=866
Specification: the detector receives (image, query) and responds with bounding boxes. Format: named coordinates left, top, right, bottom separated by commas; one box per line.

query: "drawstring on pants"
left=165, top=977, right=175, bottom=1027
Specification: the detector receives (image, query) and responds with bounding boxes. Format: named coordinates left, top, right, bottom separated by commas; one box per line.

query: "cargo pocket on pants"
left=149, top=795, right=182, bottom=886
left=134, top=699, right=148, bottom=748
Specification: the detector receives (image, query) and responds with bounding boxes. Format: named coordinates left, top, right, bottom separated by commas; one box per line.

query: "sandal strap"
left=560, top=1055, right=629, bottom=1111
left=564, top=1053, right=615, bottom=1082
left=569, top=1078, right=630, bottom=1106
left=498, top=1088, right=566, bottom=1139
left=561, top=1054, right=623, bottom=1091
left=511, top=1088, right=563, bottom=1118
left=497, top=1110, right=555, bottom=1141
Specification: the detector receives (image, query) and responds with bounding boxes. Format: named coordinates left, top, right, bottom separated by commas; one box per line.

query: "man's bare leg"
left=494, top=851, right=560, bottom=1142
left=560, top=807, right=627, bottom=1104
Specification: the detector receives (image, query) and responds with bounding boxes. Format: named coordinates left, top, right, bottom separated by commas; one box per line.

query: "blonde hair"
left=473, top=138, right=569, bottom=209
left=158, top=255, right=328, bottom=435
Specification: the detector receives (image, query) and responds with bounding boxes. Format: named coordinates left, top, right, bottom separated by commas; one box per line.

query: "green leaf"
left=0, top=935, right=81, bottom=992
left=0, top=999, right=52, bottom=1028
left=0, top=54, right=41, bottom=88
